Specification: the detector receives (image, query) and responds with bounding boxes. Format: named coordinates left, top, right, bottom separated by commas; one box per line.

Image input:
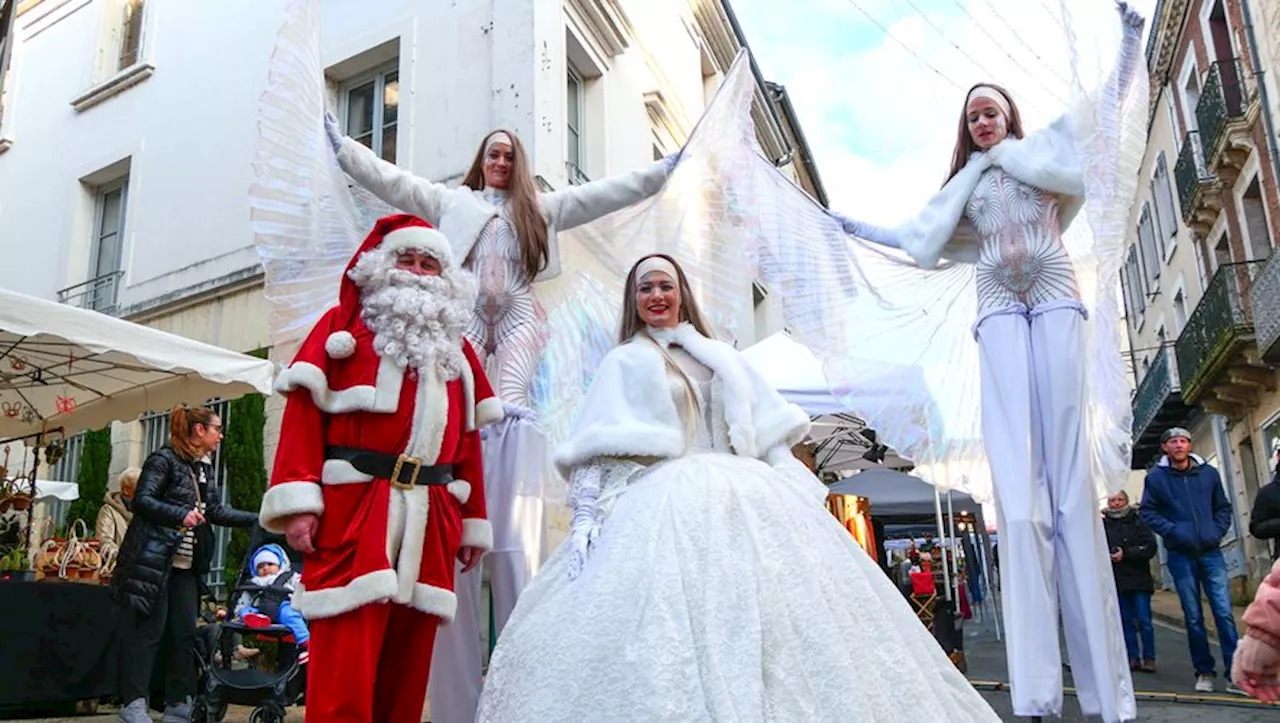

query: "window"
left=1241, top=176, right=1271, bottom=260
left=47, top=433, right=87, bottom=528
left=566, top=63, right=586, bottom=184
left=1173, top=288, right=1189, bottom=333
left=117, top=0, right=144, bottom=71
left=1212, top=231, right=1232, bottom=273
left=88, top=178, right=128, bottom=311
left=341, top=64, right=399, bottom=163
left=1137, top=204, right=1160, bottom=291
left=0, top=0, right=14, bottom=129
left=1152, top=153, right=1179, bottom=256
left=1124, top=245, right=1145, bottom=328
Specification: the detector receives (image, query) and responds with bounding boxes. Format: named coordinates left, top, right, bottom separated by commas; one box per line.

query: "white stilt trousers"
left=975, top=302, right=1135, bottom=722
left=428, top=416, right=545, bottom=723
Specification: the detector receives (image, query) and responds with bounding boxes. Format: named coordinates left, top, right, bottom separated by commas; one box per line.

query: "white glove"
left=566, top=466, right=602, bottom=580
left=829, top=211, right=901, bottom=249
left=501, top=401, right=537, bottom=421
left=323, top=111, right=344, bottom=155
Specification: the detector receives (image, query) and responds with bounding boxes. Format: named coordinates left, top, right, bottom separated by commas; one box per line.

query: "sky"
left=730, top=0, right=1159, bottom=225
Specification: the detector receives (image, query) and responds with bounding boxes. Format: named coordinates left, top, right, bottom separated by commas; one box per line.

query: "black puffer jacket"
left=112, top=447, right=257, bottom=614
left=1103, top=507, right=1157, bottom=594
left=1250, top=473, right=1280, bottom=562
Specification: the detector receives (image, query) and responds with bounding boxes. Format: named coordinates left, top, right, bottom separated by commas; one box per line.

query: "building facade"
left=1131, top=0, right=1280, bottom=589
left=0, top=0, right=825, bottom=585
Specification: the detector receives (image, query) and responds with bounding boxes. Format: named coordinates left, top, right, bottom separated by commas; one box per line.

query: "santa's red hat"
left=323, top=214, right=454, bottom=360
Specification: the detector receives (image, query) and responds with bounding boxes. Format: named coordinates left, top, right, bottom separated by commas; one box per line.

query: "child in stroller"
left=191, top=530, right=306, bottom=723
left=234, top=544, right=309, bottom=664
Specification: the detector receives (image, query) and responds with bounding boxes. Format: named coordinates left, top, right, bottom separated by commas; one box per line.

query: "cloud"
left=732, top=0, right=1158, bottom=225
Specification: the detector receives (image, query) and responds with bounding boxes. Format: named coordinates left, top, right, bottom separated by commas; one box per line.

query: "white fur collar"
left=897, top=114, right=1085, bottom=270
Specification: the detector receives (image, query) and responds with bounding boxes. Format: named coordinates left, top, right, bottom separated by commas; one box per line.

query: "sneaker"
left=117, top=698, right=150, bottom=723
left=1194, top=674, right=1214, bottom=693
left=1129, top=660, right=1140, bottom=672
left=1225, top=680, right=1247, bottom=696
left=162, top=697, right=192, bottom=723
left=1140, top=659, right=1157, bottom=673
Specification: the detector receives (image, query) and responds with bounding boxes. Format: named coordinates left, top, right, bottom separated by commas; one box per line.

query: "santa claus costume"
left=259, top=214, right=503, bottom=723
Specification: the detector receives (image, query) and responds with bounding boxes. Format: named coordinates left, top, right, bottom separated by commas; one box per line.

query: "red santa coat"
left=260, top=284, right=502, bottom=624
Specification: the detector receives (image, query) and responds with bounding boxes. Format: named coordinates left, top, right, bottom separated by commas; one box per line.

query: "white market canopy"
left=0, top=287, right=275, bottom=440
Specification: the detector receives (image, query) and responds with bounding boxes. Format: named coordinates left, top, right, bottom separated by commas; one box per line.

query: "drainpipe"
left=1241, top=0, right=1280, bottom=208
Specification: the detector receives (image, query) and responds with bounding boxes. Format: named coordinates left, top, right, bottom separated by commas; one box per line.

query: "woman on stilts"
left=832, top=4, right=1146, bottom=721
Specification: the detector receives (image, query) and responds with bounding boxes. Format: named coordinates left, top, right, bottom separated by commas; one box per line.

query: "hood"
left=246, top=542, right=293, bottom=577
left=101, top=490, right=133, bottom=520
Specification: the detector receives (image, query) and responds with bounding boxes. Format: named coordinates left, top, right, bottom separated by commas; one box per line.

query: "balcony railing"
left=56, top=271, right=123, bottom=313
left=1253, top=246, right=1280, bottom=363
left=1174, top=130, right=1213, bottom=221
left=1132, top=343, right=1181, bottom=442
left=566, top=162, right=590, bottom=186
left=1195, top=58, right=1256, bottom=164
left=1175, top=260, right=1264, bottom=404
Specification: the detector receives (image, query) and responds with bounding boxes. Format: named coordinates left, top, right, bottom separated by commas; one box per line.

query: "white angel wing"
left=249, top=0, right=395, bottom=364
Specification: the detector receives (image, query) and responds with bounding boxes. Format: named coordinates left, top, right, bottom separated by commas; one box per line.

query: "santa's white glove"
left=323, top=111, right=344, bottom=155
left=501, top=402, right=537, bottom=421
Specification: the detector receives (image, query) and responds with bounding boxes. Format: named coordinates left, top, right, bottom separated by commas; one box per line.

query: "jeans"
left=1116, top=591, right=1155, bottom=662
left=119, top=567, right=199, bottom=705
left=1166, top=548, right=1239, bottom=676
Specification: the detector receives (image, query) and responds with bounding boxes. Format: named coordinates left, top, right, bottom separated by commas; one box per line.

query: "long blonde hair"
left=461, top=129, right=549, bottom=281
left=618, top=253, right=715, bottom=343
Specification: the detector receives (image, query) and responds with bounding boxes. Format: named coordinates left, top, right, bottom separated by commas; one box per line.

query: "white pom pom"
left=325, top=331, right=356, bottom=359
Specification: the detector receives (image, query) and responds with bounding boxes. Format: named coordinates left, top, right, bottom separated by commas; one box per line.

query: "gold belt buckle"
left=390, top=454, right=424, bottom=490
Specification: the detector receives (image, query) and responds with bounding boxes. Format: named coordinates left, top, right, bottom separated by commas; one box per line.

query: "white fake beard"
left=351, top=250, right=477, bottom=379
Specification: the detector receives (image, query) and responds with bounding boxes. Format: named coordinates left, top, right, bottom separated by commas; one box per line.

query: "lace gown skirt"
left=475, top=453, right=999, bottom=722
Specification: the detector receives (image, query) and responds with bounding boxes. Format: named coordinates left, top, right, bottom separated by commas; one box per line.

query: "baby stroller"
left=191, top=527, right=306, bottom=723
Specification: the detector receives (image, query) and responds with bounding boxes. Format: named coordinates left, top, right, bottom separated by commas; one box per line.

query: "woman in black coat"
left=1249, top=448, right=1280, bottom=563
left=111, top=404, right=257, bottom=723
left=1103, top=491, right=1158, bottom=673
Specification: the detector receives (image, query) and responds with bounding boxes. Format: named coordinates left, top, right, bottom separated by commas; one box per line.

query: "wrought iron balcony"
left=1131, top=343, right=1195, bottom=468
left=1175, top=261, right=1264, bottom=404
left=1253, top=247, right=1280, bottom=364
left=1195, top=58, right=1256, bottom=167
left=56, top=271, right=124, bottom=314
left=1174, top=130, right=1213, bottom=222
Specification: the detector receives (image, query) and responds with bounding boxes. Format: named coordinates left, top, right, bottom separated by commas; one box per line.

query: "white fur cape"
left=897, top=115, right=1086, bottom=270
left=553, top=323, right=810, bottom=478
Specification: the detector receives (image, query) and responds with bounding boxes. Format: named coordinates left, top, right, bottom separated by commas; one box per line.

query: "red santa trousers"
left=307, top=601, right=440, bottom=722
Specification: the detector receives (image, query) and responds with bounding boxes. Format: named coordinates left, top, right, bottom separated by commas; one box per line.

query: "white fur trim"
left=275, top=355, right=403, bottom=414
left=390, top=487, right=430, bottom=606
left=447, top=480, right=472, bottom=505
left=409, top=583, right=459, bottom=622
left=383, top=226, right=454, bottom=266
left=405, top=365, right=449, bottom=464
left=475, top=396, right=504, bottom=428
left=259, top=481, right=325, bottom=534
left=291, top=568, right=398, bottom=620
left=324, top=331, right=356, bottom=359
left=460, top=518, right=493, bottom=552
left=320, top=459, right=373, bottom=485
left=755, top=404, right=812, bottom=456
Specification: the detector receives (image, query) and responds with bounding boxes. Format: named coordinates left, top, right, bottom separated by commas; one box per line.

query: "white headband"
left=485, top=132, right=513, bottom=152
left=966, top=86, right=1011, bottom=120
left=634, top=256, right=678, bottom=282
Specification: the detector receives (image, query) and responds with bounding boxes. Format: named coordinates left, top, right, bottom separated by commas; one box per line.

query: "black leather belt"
left=325, top=446, right=453, bottom=489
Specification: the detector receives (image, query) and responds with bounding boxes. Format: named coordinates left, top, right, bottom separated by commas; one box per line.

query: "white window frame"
left=1165, top=85, right=1182, bottom=141
left=1170, top=274, right=1190, bottom=335
left=1207, top=222, right=1231, bottom=275
left=1233, top=156, right=1271, bottom=262
left=338, top=61, right=399, bottom=163
left=1178, top=54, right=1200, bottom=134
left=1124, top=244, right=1146, bottom=331
left=0, top=0, right=14, bottom=133
left=1151, top=152, right=1179, bottom=263
left=1137, top=202, right=1161, bottom=292
left=117, top=0, right=145, bottom=73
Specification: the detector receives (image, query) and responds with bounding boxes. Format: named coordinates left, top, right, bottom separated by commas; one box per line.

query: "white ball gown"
left=474, top=325, right=998, bottom=722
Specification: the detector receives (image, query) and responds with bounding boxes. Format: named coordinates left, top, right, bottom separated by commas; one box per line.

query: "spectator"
left=95, top=467, right=139, bottom=552
left=111, top=405, right=258, bottom=723
left=1140, top=427, right=1241, bottom=694
left=1103, top=491, right=1157, bottom=672
left=1231, top=557, right=1280, bottom=701
left=1249, top=446, right=1280, bottom=563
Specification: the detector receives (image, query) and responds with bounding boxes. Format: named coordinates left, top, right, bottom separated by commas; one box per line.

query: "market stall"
left=0, top=287, right=274, bottom=709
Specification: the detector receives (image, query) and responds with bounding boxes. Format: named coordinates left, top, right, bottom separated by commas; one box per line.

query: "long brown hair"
left=170, top=404, right=217, bottom=461
left=618, top=253, right=715, bottom=343
left=461, top=129, right=549, bottom=281
left=946, top=83, right=1025, bottom=185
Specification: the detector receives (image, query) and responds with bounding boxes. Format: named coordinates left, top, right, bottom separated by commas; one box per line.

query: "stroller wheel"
left=249, top=704, right=285, bottom=723
left=211, top=701, right=228, bottom=722
left=190, top=699, right=211, bottom=723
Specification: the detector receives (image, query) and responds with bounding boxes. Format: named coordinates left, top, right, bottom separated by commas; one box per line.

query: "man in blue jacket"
left=1140, top=427, right=1241, bottom=694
